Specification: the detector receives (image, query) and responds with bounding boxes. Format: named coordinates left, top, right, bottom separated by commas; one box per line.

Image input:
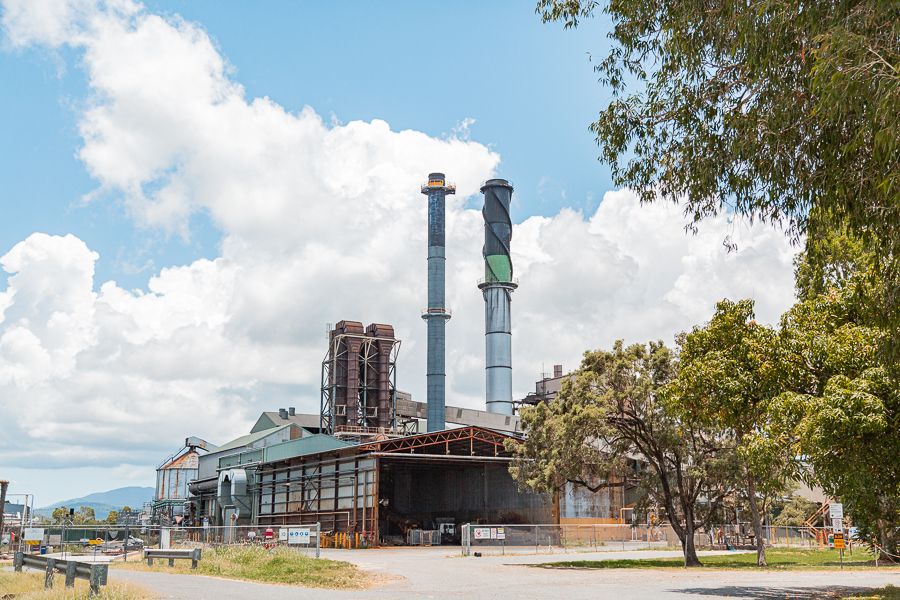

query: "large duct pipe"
left=421, top=173, right=455, bottom=431
left=479, top=179, right=517, bottom=415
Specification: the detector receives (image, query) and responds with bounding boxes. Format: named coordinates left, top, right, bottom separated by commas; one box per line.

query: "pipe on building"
left=421, top=173, right=455, bottom=431
left=479, top=179, right=517, bottom=415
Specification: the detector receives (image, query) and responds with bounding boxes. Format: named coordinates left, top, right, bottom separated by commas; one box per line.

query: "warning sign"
left=833, top=533, right=845, bottom=549
left=473, top=527, right=491, bottom=540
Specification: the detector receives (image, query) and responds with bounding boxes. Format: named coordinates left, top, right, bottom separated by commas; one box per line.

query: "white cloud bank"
left=0, top=0, right=798, bottom=477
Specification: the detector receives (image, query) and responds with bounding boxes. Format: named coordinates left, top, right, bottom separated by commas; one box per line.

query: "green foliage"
left=536, top=0, right=900, bottom=347
left=510, top=341, right=740, bottom=567
left=105, top=510, right=119, bottom=525
left=771, top=495, right=820, bottom=527
left=666, top=299, right=794, bottom=565
left=74, top=506, right=96, bottom=525
left=767, top=262, right=899, bottom=556
left=536, top=547, right=881, bottom=570
left=50, top=507, right=68, bottom=525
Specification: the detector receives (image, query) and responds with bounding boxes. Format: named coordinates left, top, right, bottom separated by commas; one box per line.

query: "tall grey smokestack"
left=478, top=179, right=517, bottom=415
left=421, top=173, right=455, bottom=431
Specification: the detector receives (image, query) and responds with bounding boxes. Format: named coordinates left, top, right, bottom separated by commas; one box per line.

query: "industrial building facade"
left=150, top=173, right=633, bottom=544
left=255, top=426, right=552, bottom=540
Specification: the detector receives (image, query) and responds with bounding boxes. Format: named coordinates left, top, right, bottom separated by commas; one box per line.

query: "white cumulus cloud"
left=0, top=0, right=799, bottom=487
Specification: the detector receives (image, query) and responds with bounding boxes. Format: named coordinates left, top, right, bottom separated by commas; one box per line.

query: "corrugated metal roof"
left=215, top=423, right=297, bottom=453
left=264, top=434, right=353, bottom=463
left=251, top=411, right=322, bottom=433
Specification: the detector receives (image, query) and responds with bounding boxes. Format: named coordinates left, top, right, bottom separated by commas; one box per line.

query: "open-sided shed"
left=255, top=426, right=553, bottom=542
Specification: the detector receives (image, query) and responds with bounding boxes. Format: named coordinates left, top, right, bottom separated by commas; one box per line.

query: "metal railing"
left=461, top=523, right=670, bottom=556
left=13, top=552, right=108, bottom=596
left=6, top=523, right=322, bottom=558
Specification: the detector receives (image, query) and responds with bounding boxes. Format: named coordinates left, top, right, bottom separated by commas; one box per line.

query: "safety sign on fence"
left=472, top=527, right=505, bottom=540
left=287, top=528, right=311, bottom=545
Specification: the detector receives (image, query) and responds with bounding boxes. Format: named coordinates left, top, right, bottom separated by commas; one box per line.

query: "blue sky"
left=0, top=1, right=799, bottom=507
left=1, top=1, right=613, bottom=291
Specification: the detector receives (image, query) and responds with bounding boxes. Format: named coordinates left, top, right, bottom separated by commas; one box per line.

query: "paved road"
left=106, top=548, right=900, bottom=600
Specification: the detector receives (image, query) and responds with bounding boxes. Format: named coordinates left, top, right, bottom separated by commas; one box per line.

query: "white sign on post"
left=832, top=518, right=844, bottom=533
left=23, top=528, right=44, bottom=542
left=829, top=503, right=843, bottom=520
left=278, top=528, right=288, bottom=541
left=473, top=527, right=491, bottom=540
left=288, top=528, right=311, bottom=545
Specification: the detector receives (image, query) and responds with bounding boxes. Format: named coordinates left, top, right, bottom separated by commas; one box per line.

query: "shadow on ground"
left=671, top=586, right=874, bottom=599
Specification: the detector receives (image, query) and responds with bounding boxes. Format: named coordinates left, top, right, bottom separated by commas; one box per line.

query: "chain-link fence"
left=692, top=525, right=845, bottom=550
left=461, top=523, right=672, bottom=556
left=4, top=524, right=322, bottom=558
left=461, top=523, right=857, bottom=556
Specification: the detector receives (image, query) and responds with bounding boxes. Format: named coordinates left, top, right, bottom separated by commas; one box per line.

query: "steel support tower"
left=421, top=173, right=455, bottom=431
left=478, top=179, right=517, bottom=415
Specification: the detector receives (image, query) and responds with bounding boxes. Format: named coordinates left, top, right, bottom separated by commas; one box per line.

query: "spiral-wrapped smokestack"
left=479, top=179, right=517, bottom=415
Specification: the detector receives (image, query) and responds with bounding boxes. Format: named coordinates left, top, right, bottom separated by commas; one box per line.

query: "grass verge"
left=113, top=546, right=369, bottom=589
left=0, top=571, right=154, bottom=599
left=536, top=548, right=898, bottom=570
left=843, top=585, right=900, bottom=600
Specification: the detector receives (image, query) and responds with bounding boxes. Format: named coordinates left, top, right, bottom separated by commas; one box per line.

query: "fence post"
left=65, top=561, right=77, bottom=587
left=44, top=557, right=55, bottom=589
left=315, top=523, right=321, bottom=559
left=89, top=565, right=102, bottom=596
left=14, top=551, right=23, bottom=572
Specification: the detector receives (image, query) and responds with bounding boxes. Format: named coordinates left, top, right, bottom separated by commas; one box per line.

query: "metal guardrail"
left=144, top=547, right=201, bottom=568
left=13, top=552, right=108, bottom=595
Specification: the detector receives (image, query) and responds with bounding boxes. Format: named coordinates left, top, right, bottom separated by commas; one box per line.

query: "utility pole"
left=0, top=480, right=9, bottom=549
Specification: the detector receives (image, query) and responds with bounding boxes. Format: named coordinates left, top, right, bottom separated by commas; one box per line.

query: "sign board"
left=829, top=503, right=843, bottom=520
left=287, top=528, right=311, bottom=545
left=278, top=528, right=288, bottom=541
left=496, top=527, right=506, bottom=540
left=833, top=532, right=845, bottom=549
left=47, top=535, right=61, bottom=545
left=23, top=528, right=44, bottom=542
left=832, top=518, right=844, bottom=533
left=473, top=527, right=491, bottom=540
left=1, top=534, right=9, bottom=545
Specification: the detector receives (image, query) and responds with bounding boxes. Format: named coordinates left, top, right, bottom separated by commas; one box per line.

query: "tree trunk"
left=682, top=517, right=702, bottom=567
left=746, top=475, right=767, bottom=567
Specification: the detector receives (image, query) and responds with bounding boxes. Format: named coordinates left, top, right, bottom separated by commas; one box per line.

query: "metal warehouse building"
left=255, top=426, right=551, bottom=540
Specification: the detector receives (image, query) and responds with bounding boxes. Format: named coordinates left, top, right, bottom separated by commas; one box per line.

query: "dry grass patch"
left=0, top=571, right=154, bottom=599
left=114, top=546, right=368, bottom=589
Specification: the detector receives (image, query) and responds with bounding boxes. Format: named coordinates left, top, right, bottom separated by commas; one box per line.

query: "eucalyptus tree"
left=535, top=0, right=900, bottom=347
left=511, top=341, right=738, bottom=566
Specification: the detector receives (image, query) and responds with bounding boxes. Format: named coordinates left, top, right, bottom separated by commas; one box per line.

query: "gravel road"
left=105, top=548, right=900, bottom=600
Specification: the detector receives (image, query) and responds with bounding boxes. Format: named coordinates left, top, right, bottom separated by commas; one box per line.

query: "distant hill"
left=34, top=486, right=154, bottom=520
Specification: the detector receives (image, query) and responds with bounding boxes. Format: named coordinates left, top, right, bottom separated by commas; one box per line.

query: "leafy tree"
left=510, top=341, right=739, bottom=566
left=105, top=510, right=120, bottom=525
left=535, top=0, right=900, bottom=346
left=770, top=268, right=899, bottom=557
left=51, top=507, right=68, bottom=525
left=666, top=299, right=793, bottom=566
left=74, top=506, right=96, bottom=525
left=771, top=495, right=821, bottom=527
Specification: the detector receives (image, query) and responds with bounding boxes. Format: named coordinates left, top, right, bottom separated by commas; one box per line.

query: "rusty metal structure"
left=320, top=321, right=400, bottom=438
